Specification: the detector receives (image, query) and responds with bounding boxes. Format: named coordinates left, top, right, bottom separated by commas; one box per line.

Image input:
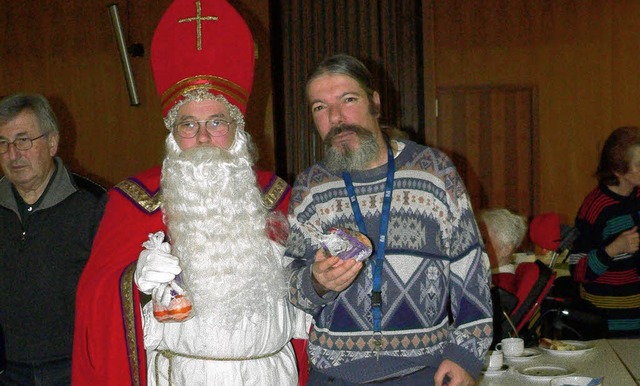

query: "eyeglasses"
left=0, top=133, right=46, bottom=154
left=174, top=119, right=233, bottom=139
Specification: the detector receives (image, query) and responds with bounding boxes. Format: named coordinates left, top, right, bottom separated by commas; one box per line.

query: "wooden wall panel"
left=611, top=4, right=640, bottom=131
left=432, top=0, right=640, bottom=224
left=0, top=0, right=166, bottom=186
left=0, top=0, right=274, bottom=187
left=436, top=86, right=535, bottom=219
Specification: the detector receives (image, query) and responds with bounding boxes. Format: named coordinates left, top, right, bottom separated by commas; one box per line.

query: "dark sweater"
left=568, top=184, right=640, bottom=335
left=0, top=158, right=106, bottom=363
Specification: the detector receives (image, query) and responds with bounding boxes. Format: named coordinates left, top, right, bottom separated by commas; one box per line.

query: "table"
left=608, top=338, right=640, bottom=384
left=477, top=339, right=637, bottom=385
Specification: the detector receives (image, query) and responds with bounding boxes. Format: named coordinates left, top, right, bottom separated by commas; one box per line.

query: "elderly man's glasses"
left=0, top=134, right=46, bottom=154
left=174, top=119, right=233, bottom=139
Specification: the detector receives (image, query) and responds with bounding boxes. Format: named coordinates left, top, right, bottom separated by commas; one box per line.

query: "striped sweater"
left=286, top=140, right=493, bottom=383
left=568, top=184, right=640, bottom=335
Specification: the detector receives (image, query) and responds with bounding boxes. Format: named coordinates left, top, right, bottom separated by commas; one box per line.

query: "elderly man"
left=0, top=93, right=106, bottom=385
left=71, top=0, right=308, bottom=385
left=286, top=54, right=493, bottom=386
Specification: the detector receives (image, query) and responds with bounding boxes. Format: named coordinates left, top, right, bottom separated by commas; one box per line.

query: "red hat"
left=529, top=212, right=561, bottom=251
left=151, top=0, right=255, bottom=116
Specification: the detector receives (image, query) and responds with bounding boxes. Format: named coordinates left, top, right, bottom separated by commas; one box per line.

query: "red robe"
left=72, top=166, right=308, bottom=385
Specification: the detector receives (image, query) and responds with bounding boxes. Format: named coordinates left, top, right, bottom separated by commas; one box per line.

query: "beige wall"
left=433, top=0, right=640, bottom=223
left=0, top=0, right=273, bottom=187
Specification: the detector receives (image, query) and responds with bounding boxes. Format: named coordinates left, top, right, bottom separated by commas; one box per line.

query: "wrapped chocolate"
left=152, top=275, right=194, bottom=323
left=142, top=231, right=194, bottom=323
left=321, top=228, right=373, bottom=262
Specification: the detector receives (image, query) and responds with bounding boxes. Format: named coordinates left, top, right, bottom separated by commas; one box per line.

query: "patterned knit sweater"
left=568, top=184, right=640, bottom=335
left=286, top=140, right=493, bottom=383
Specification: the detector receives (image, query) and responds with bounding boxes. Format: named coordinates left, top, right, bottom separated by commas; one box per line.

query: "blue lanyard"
left=342, top=142, right=394, bottom=333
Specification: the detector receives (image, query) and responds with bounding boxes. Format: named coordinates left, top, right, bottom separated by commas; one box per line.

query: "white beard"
left=160, top=132, right=287, bottom=329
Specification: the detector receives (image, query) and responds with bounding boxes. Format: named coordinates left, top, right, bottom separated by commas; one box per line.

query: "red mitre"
left=151, top=0, right=255, bottom=116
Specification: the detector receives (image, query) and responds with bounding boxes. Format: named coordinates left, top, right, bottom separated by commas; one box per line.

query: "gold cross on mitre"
left=178, top=0, right=219, bottom=50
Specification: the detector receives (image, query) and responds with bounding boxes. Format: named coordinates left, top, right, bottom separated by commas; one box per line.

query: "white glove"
left=134, top=231, right=182, bottom=295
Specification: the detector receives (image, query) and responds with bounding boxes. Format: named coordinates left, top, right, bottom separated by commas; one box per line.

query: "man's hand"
left=434, top=359, right=475, bottom=386
left=311, top=249, right=364, bottom=296
left=605, top=226, right=639, bottom=257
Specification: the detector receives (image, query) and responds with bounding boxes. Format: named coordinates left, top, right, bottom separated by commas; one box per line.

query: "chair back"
left=510, top=260, right=556, bottom=332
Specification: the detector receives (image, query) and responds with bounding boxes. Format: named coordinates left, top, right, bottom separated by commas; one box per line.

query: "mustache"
left=8, top=159, right=29, bottom=168
left=323, top=124, right=368, bottom=145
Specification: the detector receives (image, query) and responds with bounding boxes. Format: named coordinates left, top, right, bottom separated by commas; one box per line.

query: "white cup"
left=483, top=349, right=504, bottom=370
left=496, top=337, right=524, bottom=357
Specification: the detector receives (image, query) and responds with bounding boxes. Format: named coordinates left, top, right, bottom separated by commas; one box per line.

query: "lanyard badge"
left=342, top=141, right=395, bottom=357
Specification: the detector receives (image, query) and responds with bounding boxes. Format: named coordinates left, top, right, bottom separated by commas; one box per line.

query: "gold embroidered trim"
left=177, top=0, right=218, bottom=51
left=161, top=75, right=248, bottom=113
left=116, top=179, right=162, bottom=214
left=120, top=262, right=141, bottom=386
left=262, top=176, right=287, bottom=210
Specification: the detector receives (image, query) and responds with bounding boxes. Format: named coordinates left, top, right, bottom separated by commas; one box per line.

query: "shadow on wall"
left=48, top=95, right=113, bottom=189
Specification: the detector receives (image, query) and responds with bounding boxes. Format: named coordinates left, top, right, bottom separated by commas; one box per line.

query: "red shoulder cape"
left=71, top=166, right=307, bottom=385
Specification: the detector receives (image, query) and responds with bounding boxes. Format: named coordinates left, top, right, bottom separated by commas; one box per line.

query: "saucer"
left=518, top=365, right=574, bottom=381
left=505, top=347, right=542, bottom=361
left=482, top=364, right=509, bottom=375
left=550, top=376, right=603, bottom=386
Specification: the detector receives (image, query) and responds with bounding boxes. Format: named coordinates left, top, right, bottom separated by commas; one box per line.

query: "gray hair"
left=306, top=54, right=379, bottom=116
left=307, top=54, right=375, bottom=97
left=480, top=208, right=527, bottom=251
left=0, top=93, right=59, bottom=135
left=163, top=88, right=245, bottom=131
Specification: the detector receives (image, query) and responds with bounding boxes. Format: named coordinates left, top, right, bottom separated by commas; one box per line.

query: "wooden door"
left=434, top=86, right=538, bottom=219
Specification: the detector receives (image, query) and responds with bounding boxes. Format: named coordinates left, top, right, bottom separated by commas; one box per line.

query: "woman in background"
left=568, top=126, right=640, bottom=337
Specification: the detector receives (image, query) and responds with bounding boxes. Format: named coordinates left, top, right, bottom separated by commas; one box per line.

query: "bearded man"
left=71, top=0, right=308, bottom=385
left=286, top=54, right=493, bottom=386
